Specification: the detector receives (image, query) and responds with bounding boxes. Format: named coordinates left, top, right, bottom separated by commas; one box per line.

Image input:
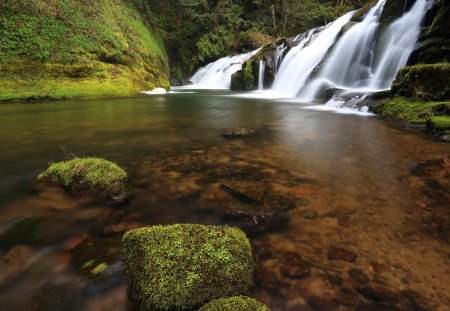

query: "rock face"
left=38, top=157, right=129, bottom=202
left=199, top=296, right=271, bottom=311
left=122, top=224, right=254, bottom=311
left=0, top=0, right=169, bottom=101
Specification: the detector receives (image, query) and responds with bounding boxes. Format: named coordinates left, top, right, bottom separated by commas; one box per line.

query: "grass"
left=122, top=224, right=254, bottom=311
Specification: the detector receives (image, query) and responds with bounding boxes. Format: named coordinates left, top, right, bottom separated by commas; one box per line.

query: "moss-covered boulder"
left=231, top=60, right=257, bottom=91
left=122, top=224, right=254, bottom=311
left=391, top=63, right=450, bottom=101
left=199, top=296, right=270, bottom=311
left=38, top=157, right=129, bottom=201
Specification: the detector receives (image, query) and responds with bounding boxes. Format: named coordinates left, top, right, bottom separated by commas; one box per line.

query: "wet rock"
left=401, top=289, right=430, bottom=311
left=221, top=210, right=289, bottom=236
left=3, top=245, right=35, bottom=267
left=280, top=252, right=311, bottom=278
left=221, top=128, right=255, bottom=138
left=0, top=217, right=41, bottom=250
left=265, top=193, right=297, bottom=211
left=307, top=296, right=338, bottom=311
left=334, top=288, right=358, bottom=306
left=299, top=209, right=319, bottom=220
left=357, top=285, right=400, bottom=303
left=370, top=261, right=389, bottom=273
left=205, top=165, right=270, bottom=182
left=354, top=303, right=404, bottom=311
left=221, top=180, right=266, bottom=204
left=348, top=268, right=370, bottom=284
left=327, top=246, right=358, bottom=263
left=24, top=285, right=77, bottom=311
left=102, top=222, right=144, bottom=235
left=326, top=273, right=343, bottom=286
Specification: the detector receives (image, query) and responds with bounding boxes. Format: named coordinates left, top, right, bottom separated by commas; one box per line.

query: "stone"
left=221, top=128, right=255, bottom=138
left=221, top=180, right=266, bottom=204
left=123, top=224, right=254, bottom=311
left=357, top=285, right=400, bottom=303
left=199, top=296, right=270, bottom=311
left=327, top=246, right=358, bottom=263
left=348, top=268, right=370, bottom=284
left=280, top=252, right=311, bottom=278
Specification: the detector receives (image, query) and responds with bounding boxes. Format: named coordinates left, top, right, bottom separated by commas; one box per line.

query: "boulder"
left=199, top=296, right=270, bottom=311
left=123, top=224, right=254, bottom=311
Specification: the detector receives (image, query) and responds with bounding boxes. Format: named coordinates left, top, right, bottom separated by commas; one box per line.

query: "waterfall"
left=273, top=43, right=286, bottom=75
left=280, top=0, right=429, bottom=104
left=187, top=49, right=260, bottom=89
left=270, top=11, right=354, bottom=98
left=258, top=60, right=265, bottom=90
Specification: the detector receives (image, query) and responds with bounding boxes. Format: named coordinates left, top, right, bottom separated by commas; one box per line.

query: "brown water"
left=0, top=91, right=449, bottom=311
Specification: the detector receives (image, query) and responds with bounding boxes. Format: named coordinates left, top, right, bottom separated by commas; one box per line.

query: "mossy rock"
left=231, top=61, right=256, bottom=91
left=199, top=296, right=270, bottom=311
left=122, top=224, right=254, bottom=311
left=38, top=157, right=129, bottom=201
left=391, top=63, right=450, bottom=101
left=351, top=0, right=379, bottom=22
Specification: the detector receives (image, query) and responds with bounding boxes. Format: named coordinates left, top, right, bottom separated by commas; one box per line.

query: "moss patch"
left=199, top=296, right=270, bottom=311
left=38, top=157, right=128, bottom=200
left=429, top=116, right=450, bottom=130
left=372, top=96, right=450, bottom=126
left=391, top=63, right=450, bottom=101
left=122, top=224, right=254, bottom=311
left=0, top=0, right=169, bottom=101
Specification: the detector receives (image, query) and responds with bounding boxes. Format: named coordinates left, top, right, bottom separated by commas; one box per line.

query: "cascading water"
left=270, top=11, right=354, bottom=97
left=273, top=43, right=286, bottom=75
left=187, top=49, right=260, bottom=89
left=258, top=60, right=265, bottom=90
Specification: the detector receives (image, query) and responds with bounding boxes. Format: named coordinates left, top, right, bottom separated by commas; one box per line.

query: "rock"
left=280, top=252, right=311, bottom=278
left=357, top=285, right=400, bottom=303
left=334, top=289, right=358, bottom=306
left=307, top=296, right=337, bottom=311
left=327, top=246, right=358, bottom=263
left=122, top=224, right=254, bottom=311
left=221, top=128, right=255, bottom=138
left=354, top=303, right=403, bottom=311
left=3, top=245, right=35, bottom=267
left=0, top=217, right=41, bottom=250
left=348, top=268, right=370, bottom=284
left=221, top=180, right=266, bottom=203
left=37, top=157, right=130, bottom=202
left=198, top=296, right=270, bottom=311
left=142, top=87, right=167, bottom=94
left=265, top=193, right=297, bottom=211
left=221, top=210, right=289, bottom=236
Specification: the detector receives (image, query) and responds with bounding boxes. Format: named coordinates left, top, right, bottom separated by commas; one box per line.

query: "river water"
left=0, top=91, right=449, bottom=310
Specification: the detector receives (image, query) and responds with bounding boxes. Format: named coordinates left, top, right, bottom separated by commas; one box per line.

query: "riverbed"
left=0, top=91, right=448, bottom=310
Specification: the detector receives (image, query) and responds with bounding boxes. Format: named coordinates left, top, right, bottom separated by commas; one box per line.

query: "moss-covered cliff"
left=0, top=0, right=169, bottom=101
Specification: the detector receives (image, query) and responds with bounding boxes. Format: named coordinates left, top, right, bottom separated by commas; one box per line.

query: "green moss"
left=199, top=296, right=270, bottom=311
left=38, top=157, right=128, bottom=199
left=230, top=61, right=256, bottom=91
left=0, top=0, right=169, bottom=101
left=391, top=63, right=450, bottom=101
left=429, top=116, right=450, bottom=130
left=372, top=96, right=450, bottom=124
left=122, top=224, right=254, bottom=311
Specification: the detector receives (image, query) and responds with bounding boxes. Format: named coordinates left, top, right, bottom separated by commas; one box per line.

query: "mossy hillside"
left=391, top=63, right=450, bottom=101
left=0, top=0, right=169, bottom=101
left=372, top=96, right=450, bottom=130
left=199, top=296, right=271, bottom=311
left=123, top=224, right=254, bottom=311
left=38, top=157, right=128, bottom=199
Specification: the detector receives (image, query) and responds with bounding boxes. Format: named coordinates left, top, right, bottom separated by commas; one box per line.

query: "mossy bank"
left=0, top=0, right=169, bottom=101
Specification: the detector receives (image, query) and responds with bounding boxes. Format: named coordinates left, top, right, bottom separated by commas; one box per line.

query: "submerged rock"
left=199, top=296, right=270, bottom=311
left=122, top=224, right=254, bottom=311
left=221, top=128, right=255, bottom=138
left=327, top=246, right=358, bottom=263
left=37, top=157, right=129, bottom=202
left=280, top=252, right=311, bottom=278
left=0, top=217, right=41, bottom=250
left=221, top=209, right=289, bottom=236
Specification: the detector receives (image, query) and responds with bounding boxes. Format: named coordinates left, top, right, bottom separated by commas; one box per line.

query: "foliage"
left=38, top=157, right=128, bottom=199
left=199, top=296, right=270, bottom=311
left=122, top=224, right=254, bottom=311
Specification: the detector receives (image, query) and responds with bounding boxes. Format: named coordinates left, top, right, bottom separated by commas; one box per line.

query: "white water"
left=273, top=43, right=286, bottom=75
left=271, top=11, right=354, bottom=98
left=258, top=60, right=265, bottom=90
left=297, top=0, right=428, bottom=104
left=187, top=49, right=260, bottom=89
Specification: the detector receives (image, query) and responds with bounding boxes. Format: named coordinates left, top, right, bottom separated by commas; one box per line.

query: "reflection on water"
left=0, top=91, right=449, bottom=310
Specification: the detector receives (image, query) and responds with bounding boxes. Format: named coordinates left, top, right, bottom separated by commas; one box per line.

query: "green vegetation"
left=38, top=157, right=129, bottom=200
left=0, top=0, right=169, bottom=101
left=391, top=63, right=450, bottom=101
left=122, top=224, right=254, bottom=311
left=199, top=296, right=271, bottom=311
left=429, top=116, right=450, bottom=131
left=372, top=96, right=450, bottom=130
left=231, top=60, right=256, bottom=91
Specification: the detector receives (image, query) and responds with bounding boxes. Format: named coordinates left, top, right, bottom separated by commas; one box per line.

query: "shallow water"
left=0, top=91, right=449, bottom=310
